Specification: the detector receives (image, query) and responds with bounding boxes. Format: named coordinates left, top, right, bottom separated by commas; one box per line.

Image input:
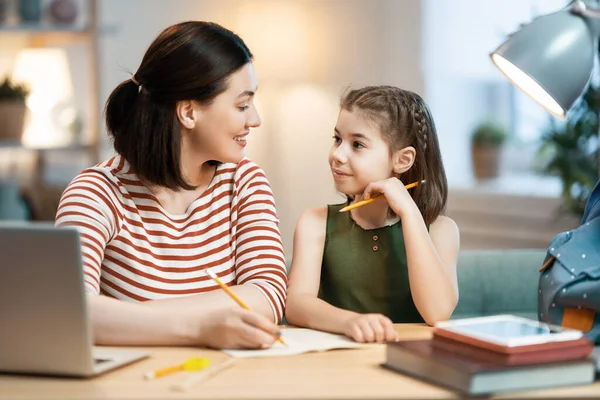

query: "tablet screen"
left=450, top=320, right=562, bottom=339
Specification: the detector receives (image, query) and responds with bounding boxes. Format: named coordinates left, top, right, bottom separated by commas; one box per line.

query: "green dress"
left=318, top=203, right=424, bottom=323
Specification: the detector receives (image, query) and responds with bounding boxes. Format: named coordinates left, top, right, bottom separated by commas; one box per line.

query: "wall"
left=97, top=0, right=424, bottom=255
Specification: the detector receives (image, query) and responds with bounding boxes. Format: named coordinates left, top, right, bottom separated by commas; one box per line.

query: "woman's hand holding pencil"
left=202, top=269, right=286, bottom=349
left=195, top=305, right=282, bottom=350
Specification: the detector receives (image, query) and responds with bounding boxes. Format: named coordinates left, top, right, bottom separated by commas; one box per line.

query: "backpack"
left=538, top=180, right=600, bottom=343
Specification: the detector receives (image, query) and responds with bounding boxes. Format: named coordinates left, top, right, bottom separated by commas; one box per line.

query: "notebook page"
left=222, top=328, right=361, bottom=358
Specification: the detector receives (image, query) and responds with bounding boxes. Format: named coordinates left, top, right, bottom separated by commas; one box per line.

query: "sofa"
left=451, top=249, right=546, bottom=320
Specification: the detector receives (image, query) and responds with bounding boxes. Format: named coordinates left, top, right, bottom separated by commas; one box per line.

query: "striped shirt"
left=55, top=155, right=287, bottom=322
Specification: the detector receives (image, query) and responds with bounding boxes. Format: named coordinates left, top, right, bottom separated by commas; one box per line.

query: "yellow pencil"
left=338, top=180, right=425, bottom=213
left=205, top=269, right=286, bottom=346
left=144, top=357, right=210, bottom=380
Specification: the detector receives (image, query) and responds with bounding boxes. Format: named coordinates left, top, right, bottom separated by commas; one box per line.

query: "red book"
left=432, top=327, right=592, bottom=354
left=431, top=335, right=593, bottom=365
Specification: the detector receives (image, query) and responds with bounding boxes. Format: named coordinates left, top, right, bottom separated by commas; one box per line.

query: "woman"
left=55, top=21, right=287, bottom=349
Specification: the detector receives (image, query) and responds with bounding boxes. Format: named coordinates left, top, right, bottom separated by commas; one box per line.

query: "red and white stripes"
left=55, top=155, right=287, bottom=322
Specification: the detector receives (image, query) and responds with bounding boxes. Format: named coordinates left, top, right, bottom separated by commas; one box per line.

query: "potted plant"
left=0, top=77, right=29, bottom=142
left=471, top=120, right=508, bottom=180
left=536, top=83, right=600, bottom=218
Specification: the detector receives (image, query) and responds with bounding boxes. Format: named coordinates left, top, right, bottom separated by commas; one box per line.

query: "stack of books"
left=383, top=316, right=597, bottom=396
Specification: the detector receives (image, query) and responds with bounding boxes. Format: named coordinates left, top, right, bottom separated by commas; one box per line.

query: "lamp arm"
left=571, top=0, right=600, bottom=20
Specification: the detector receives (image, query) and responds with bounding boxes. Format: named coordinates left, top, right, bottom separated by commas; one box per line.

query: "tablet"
left=434, top=315, right=584, bottom=351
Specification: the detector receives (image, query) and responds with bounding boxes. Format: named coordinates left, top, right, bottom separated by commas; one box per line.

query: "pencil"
left=338, top=180, right=425, bottom=213
left=144, top=357, right=210, bottom=380
left=205, top=268, right=286, bottom=346
left=170, top=358, right=236, bottom=392
left=145, top=363, right=184, bottom=380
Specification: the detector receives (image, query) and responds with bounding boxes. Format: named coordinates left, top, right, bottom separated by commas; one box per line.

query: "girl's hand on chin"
left=362, top=178, right=416, bottom=217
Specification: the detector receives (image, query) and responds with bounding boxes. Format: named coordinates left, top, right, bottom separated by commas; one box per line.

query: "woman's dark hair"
left=340, top=86, right=448, bottom=225
left=105, top=21, right=253, bottom=190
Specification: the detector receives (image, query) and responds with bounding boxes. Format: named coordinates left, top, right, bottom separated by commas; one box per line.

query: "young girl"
left=285, top=86, right=459, bottom=343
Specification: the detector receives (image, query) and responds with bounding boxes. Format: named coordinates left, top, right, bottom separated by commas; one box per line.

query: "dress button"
left=372, top=245, right=379, bottom=252
left=373, top=235, right=379, bottom=241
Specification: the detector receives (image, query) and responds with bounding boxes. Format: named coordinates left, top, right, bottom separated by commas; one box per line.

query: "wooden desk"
left=1, top=324, right=598, bottom=399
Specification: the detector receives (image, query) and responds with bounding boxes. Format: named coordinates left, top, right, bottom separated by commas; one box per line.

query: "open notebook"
left=222, top=328, right=361, bottom=358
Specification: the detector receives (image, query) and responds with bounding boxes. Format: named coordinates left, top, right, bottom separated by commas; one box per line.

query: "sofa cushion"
left=452, top=249, right=547, bottom=321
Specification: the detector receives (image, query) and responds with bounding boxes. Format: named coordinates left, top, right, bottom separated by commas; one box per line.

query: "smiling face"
left=181, top=62, right=261, bottom=164
left=329, top=109, right=396, bottom=196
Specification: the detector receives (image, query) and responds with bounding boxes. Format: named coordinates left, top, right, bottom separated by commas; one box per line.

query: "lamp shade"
left=11, top=48, right=74, bottom=148
left=11, top=48, right=73, bottom=111
left=490, top=9, right=598, bottom=119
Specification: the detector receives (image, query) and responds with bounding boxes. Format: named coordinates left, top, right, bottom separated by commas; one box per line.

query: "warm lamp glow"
left=233, top=2, right=311, bottom=80
left=11, top=48, right=74, bottom=148
left=491, top=53, right=565, bottom=119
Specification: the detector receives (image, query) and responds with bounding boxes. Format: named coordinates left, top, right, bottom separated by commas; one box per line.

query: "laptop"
left=0, top=222, right=150, bottom=377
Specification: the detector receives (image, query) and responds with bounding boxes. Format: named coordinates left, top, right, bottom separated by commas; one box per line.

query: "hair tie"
left=131, top=74, right=143, bottom=93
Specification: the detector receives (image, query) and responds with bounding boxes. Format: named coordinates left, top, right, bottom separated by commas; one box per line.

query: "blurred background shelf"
left=0, top=0, right=99, bottom=221
left=0, top=25, right=90, bottom=34
left=0, top=139, right=89, bottom=149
